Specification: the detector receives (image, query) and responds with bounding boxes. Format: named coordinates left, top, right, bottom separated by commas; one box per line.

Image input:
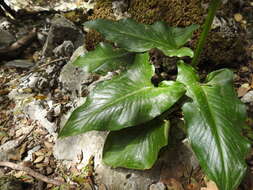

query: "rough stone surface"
left=23, top=101, right=57, bottom=137
left=53, top=40, right=74, bottom=58
left=54, top=130, right=198, bottom=190
left=4, top=0, right=95, bottom=12
left=4, top=59, right=35, bottom=69
left=59, top=45, right=88, bottom=96
left=42, top=15, right=84, bottom=57
left=0, top=29, right=15, bottom=49
left=242, top=90, right=253, bottom=103
left=149, top=182, right=166, bottom=190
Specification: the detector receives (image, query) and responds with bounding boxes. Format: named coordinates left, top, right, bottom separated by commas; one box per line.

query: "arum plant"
left=59, top=0, right=250, bottom=189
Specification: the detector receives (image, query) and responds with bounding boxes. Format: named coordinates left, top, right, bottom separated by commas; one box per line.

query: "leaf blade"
left=103, top=119, right=169, bottom=169
left=177, top=62, right=250, bottom=190
left=73, top=42, right=134, bottom=75
left=59, top=53, right=185, bottom=137
left=83, top=19, right=198, bottom=57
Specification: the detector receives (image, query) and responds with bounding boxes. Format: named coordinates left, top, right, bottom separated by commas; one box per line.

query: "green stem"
left=192, top=0, right=222, bottom=67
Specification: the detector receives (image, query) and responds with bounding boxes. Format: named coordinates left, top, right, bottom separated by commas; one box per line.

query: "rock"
left=149, top=182, right=166, bottom=190
left=24, top=145, right=41, bottom=162
left=54, top=131, right=198, bottom=190
left=0, top=135, right=31, bottom=161
left=23, top=101, right=57, bottom=137
left=241, top=90, right=253, bottom=103
left=0, top=29, right=15, bottom=49
left=53, top=40, right=74, bottom=58
left=112, top=1, right=131, bottom=20
left=4, top=0, right=95, bottom=13
left=59, top=46, right=88, bottom=96
left=0, top=17, right=12, bottom=30
left=42, top=16, right=84, bottom=57
left=4, top=59, right=35, bottom=69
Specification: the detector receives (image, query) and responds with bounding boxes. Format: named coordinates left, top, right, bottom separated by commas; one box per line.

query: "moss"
left=85, top=30, right=104, bottom=51
left=88, top=0, right=116, bottom=20
left=129, top=0, right=204, bottom=26
left=85, top=0, right=116, bottom=50
left=201, top=31, right=247, bottom=65
left=85, top=0, right=204, bottom=50
left=84, top=0, right=247, bottom=65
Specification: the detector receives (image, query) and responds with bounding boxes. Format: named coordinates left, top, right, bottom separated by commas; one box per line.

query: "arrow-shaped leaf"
left=84, top=19, right=198, bottom=57
left=59, top=53, right=185, bottom=138
left=103, top=119, right=169, bottom=169
left=73, top=42, right=134, bottom=75
left=177, top=62, right=250, bottom=190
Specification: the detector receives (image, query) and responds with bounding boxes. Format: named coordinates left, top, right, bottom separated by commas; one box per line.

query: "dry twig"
left=0, top=161, right=65, bottom=186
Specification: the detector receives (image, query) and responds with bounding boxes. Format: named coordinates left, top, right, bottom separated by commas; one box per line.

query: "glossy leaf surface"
left=59, top=53, right=185, bottom=137
left=73, top=42, right=134, bottom=75
left=103, top=119, right=169, bottom=169
left=84, top=19, right=198, bottom=57
left=177, top=62, right=250, bottom=190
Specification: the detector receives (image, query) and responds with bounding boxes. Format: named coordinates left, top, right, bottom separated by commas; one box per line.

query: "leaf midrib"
left=76, top=52, right=130, bottom=66
left=89, top=51, right=130, bottom=62
left=102, top=26, right=175, bottom=50
left=193, top=84, right=226, bottom=181
left=86, top=85, right=155, bottom=118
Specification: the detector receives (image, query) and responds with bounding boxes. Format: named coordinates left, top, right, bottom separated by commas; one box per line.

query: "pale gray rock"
left=0, top=29, right=15, bottom=49
left=4, top=0, right=95, bottom=12
left=23, top=101, right=57, bottom=137
left=24, top=145, right=41, bottom=162
left=42, top=16, right=84, bottom=57
left=4, top=59, right=35, bottom=69
left=59, top=46, right=88, bottom=96
left=54, top=130, right=198, bottom=190
left=241, top=90, right=253, bottom=103
left=53, top=40, right=74, bottom=58
left=0, top=130, right=33, bottom=161
left=112, top=0, right=131, bottom=20
left=149, top=182, right=166, bottom=190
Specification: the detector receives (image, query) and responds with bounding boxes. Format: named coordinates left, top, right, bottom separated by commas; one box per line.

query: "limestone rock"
left=4, top=59, right=35, bottom=69
left=53, top=40, right=74, bottom=58
left=4, top=0, right=95, bottom=13
left=59, top=46, right=88, bottom=96
left=149, top=182, right=166, bottom=190
left=42, top=16, right=84, bottom=57
left=241, top=90, right=253, bottom=103
left=0, top=29, right=15, bottom=50
left=54, top=131, right=198, bottom=190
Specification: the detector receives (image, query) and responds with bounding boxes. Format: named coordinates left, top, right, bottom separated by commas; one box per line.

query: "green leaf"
left=73, top=42, right=134, bottom=75
left=103, top=119, right=169, bottom=169
left=177, top=61, right=250, bottom=190
left=59, top=53, right=185, bottom=138
left=84, top=19, right=198, bottom=57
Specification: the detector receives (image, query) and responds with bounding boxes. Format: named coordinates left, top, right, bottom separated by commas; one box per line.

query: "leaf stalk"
left=192, top=0, right=222, bottom=67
